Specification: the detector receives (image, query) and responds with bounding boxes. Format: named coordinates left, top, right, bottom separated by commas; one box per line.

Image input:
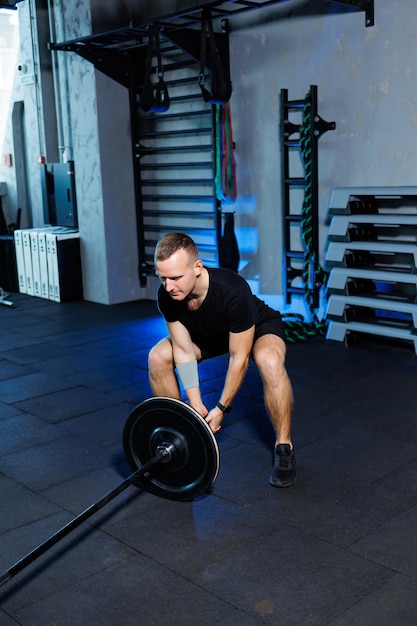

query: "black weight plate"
left=122, top=397, right=220, bottom=501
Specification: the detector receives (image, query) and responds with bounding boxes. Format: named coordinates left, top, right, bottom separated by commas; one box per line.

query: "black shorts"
left=254, top=310, right=286, bottom=343
left=200, top=311, right=286, bottom=360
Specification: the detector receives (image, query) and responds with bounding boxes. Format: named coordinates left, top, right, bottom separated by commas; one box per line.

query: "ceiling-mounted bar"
left=326, top=0, right=374, bottom=27
left=49, top=0, right=374, bottom=58
left=50, top=22, right=231, bottom=93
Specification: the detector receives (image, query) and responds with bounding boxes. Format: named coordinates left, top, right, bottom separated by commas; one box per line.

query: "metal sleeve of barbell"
left=0, top=449, right=167, bottom=588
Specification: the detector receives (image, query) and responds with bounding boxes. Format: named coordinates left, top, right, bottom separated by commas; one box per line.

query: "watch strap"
left=216, top=401, right=232, bottom=414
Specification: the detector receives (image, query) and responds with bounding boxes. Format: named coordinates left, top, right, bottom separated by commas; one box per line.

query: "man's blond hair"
left=154, top=232, right=198, bottom=264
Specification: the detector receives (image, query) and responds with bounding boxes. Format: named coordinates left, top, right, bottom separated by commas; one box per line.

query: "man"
left=148, top=232, right=296, bottom=487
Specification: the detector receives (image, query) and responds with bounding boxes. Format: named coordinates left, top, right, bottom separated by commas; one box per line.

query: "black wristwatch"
left=216, top=401, right=232, bottom=414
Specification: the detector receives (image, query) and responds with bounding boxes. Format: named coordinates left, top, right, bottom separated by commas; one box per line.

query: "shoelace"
left=279, top=454, right=289, bottom=468
left=276, top=449, right=292, bottom=468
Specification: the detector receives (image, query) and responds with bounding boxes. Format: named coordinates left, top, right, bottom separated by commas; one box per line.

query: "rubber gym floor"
left=1, top=293, right=417, bottom=625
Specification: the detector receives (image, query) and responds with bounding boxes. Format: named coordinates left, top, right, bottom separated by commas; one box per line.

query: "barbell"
left=0, top=397, right=220, bottom=588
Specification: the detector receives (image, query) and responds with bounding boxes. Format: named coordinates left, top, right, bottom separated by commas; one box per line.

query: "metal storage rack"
left=325, top=186, right=417, bottom=353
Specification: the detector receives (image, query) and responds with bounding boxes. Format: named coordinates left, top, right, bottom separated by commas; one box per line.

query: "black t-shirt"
left=157, top=267, right=279, bottom=357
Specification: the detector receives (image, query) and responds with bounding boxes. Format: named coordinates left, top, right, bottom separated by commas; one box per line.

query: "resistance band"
left=214, top=103, right=237, bottom=204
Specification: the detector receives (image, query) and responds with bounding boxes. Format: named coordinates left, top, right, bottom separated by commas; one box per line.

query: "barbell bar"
left=0, top=397, right=220, bottom=588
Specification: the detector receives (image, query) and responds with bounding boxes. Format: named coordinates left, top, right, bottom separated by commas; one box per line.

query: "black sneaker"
left=269, top=444, right=296, bottom=487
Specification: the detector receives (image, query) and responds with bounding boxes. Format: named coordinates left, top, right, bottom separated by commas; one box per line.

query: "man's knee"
left=254, top=338, right=287, bottom=380
left=148, top=339, right=174, bottom=372
left=262, top=350, right=286, bottom=377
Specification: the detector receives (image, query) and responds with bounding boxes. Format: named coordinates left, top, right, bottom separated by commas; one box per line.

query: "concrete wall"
left=229, top=0, right=417, bottom=314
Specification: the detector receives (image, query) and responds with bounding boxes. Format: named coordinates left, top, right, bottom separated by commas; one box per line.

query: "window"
left=0, top=9, right=19, bottom=149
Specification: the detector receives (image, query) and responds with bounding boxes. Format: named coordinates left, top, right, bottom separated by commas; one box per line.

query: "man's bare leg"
left=253, top=334, right=296, bottom=487
left=252, top=334, right=293, bottom=444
